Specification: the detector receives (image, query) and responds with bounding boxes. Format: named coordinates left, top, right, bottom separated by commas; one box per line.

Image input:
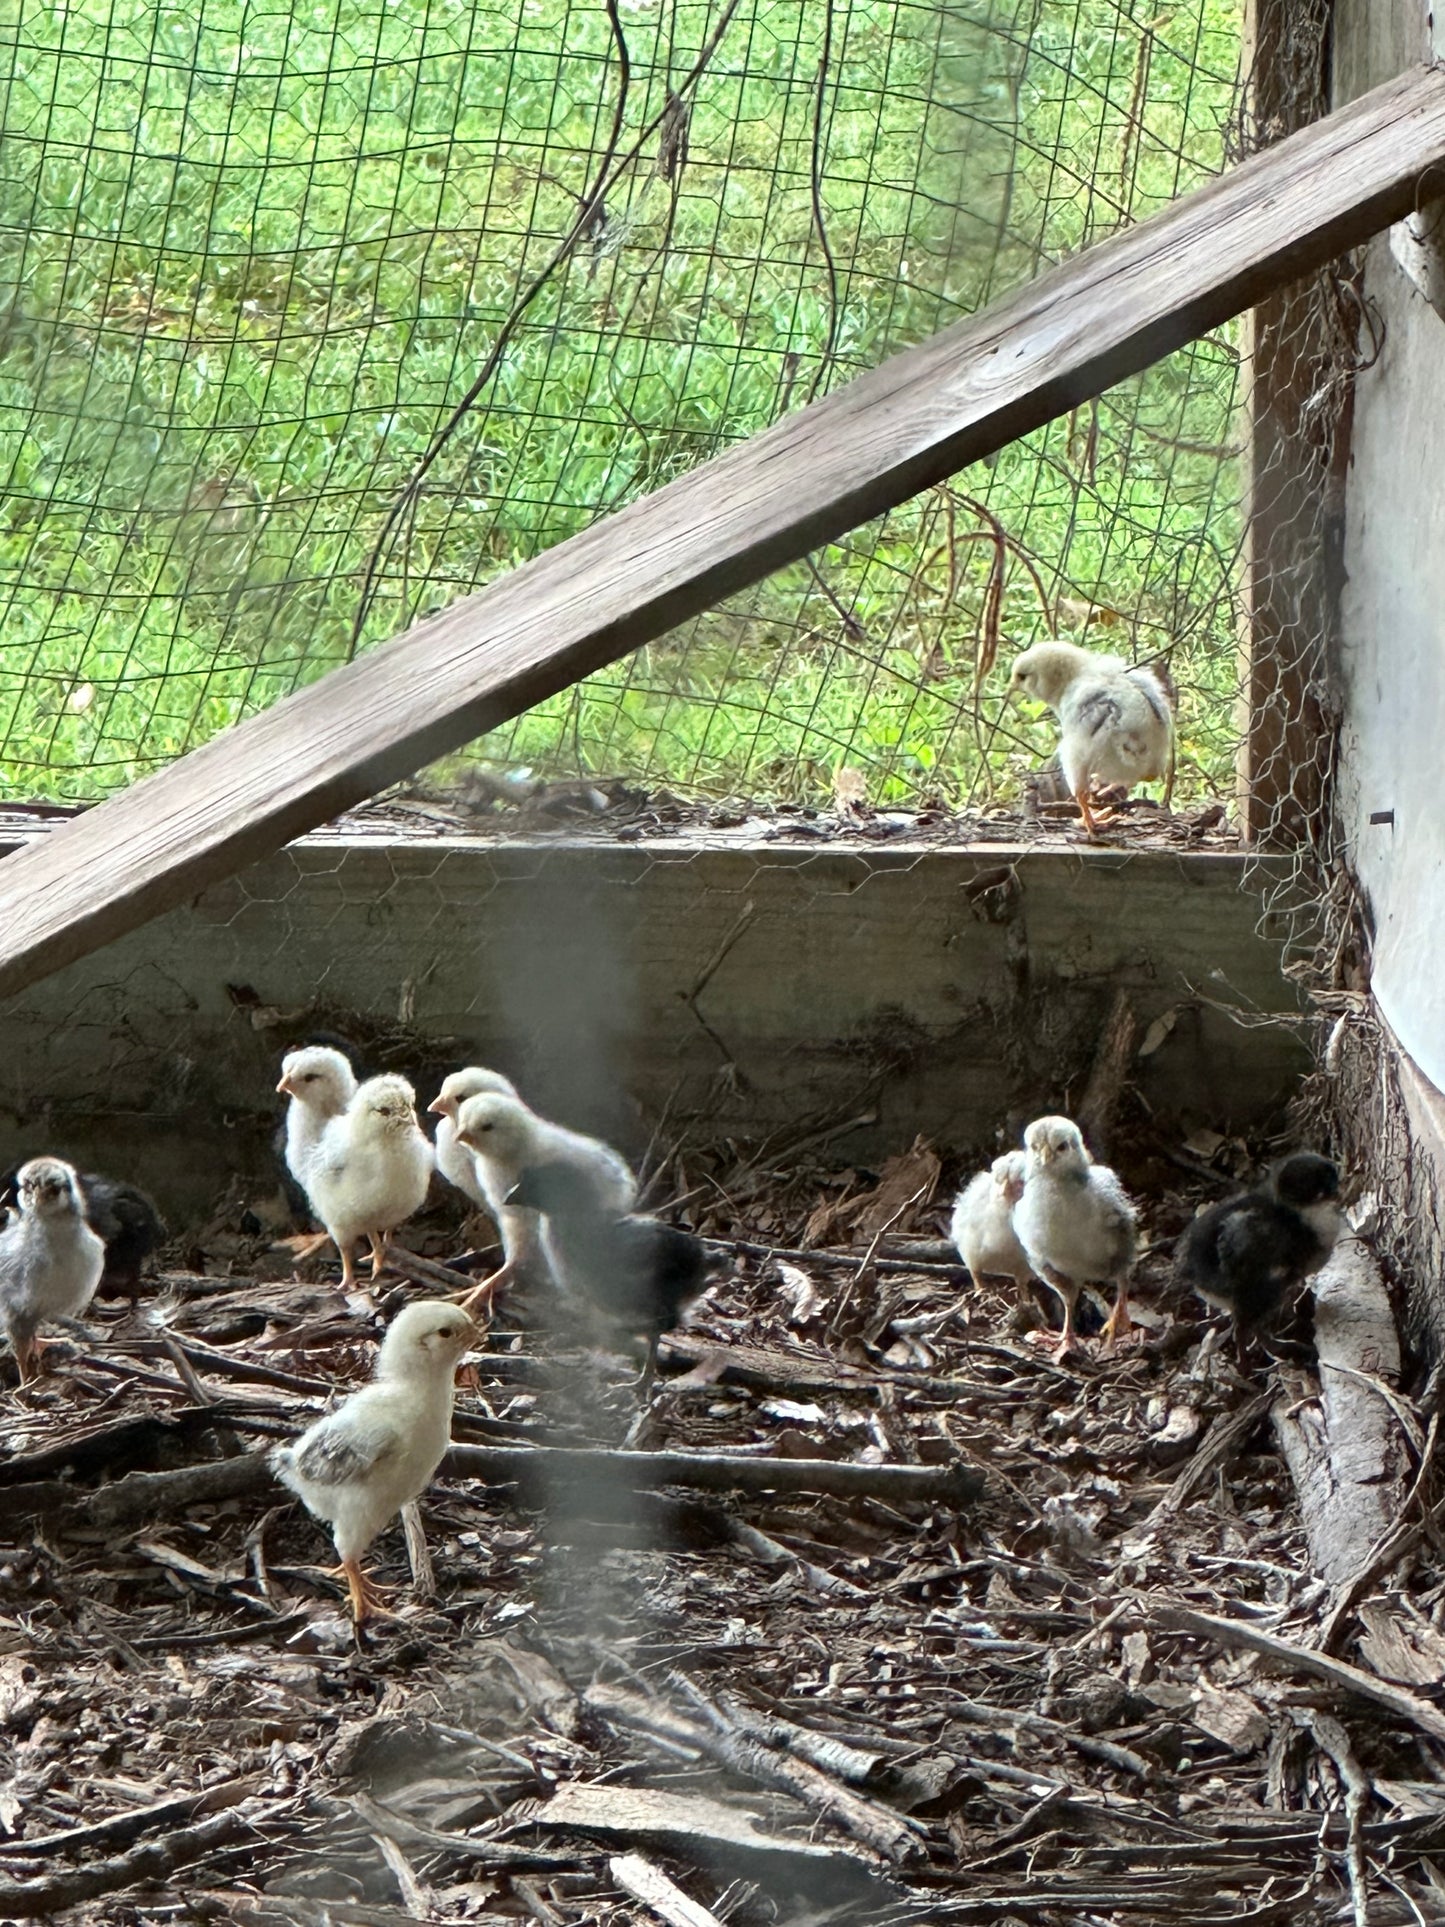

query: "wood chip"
left=609, top=1855, right=726, bottom=1927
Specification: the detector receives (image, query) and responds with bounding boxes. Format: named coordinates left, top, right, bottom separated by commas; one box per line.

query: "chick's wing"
left=290, top=1408, right=406, bottom=1486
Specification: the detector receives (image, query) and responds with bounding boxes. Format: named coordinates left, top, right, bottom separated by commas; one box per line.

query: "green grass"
left=0, top=0, right=1244, bottom=807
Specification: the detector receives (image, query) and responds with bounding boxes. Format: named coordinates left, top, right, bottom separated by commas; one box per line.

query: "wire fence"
left=0, top=0, right=1248, bottom=813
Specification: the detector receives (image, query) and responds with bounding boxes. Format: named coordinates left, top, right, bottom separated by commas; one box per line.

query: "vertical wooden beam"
left=1237, top=0, right=1338, bottom=847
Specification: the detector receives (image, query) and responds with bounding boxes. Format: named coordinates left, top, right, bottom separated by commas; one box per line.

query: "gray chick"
left=0, top=1157, right=107, bottom=1384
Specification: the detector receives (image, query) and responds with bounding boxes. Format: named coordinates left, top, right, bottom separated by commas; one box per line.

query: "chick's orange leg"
left=336, top=1238, right=361, bottom=1292
left=367, top=1231, right=389, bottom=1280
left=1100, top=1283, right=1134, bottom=1351
left=338, top=1558, right=401, bottom=1626
left=1028, top=1267, right=1082, bottom=1362
left=277, top=1232, right=333, bottom=1262
left=456, top=1258, right=516, bottom=1317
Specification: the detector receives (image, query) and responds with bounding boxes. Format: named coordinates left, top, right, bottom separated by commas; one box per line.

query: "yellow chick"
left=1008, top=642, right=1174, bottom=834
left=0, top=1158, right=107, bottom=1383
left=304, top=1075, right=434, bottom=1291
left=271, top=1299, right=474, bottom=1623
left=451, top=1091, right=636, bottom=1312
left=1012, top=1116, right=1137, bottom=1359
left=427, top=1068, right=549, bottom=1285
left=949, top=1151, right=1036, bottom=1298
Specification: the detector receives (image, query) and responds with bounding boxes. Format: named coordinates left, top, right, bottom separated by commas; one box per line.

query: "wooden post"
left=1237, top=0, right=1339, bottom=847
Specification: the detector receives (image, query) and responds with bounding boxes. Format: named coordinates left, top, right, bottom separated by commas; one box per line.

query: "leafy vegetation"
left=0, top=0, right=1243, bottom=805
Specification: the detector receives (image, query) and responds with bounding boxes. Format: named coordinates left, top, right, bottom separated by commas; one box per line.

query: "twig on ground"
left=1153, top=1604, right=1445, bottom=1746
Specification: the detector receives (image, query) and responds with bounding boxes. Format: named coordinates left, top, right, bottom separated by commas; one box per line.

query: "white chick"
left=0, top=1158, right=106, bottom=1383
left=950, top=1151, right=1037, bottom=1298
left=270, top=1299, right=474, bottom=1623
left=276, top=1045, right=359, bottom=1260
left=304, top=1075, right=434, bottom=1291
left=1009, top=642, right=1174, bottom=834
left=1013, top=1116, right=1137, bottom=1359
left=427, top=1067, right=550, bottom=1285
left=450, top=1091, right=636, bottom=1312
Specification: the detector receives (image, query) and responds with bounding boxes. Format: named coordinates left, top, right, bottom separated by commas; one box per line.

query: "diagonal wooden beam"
left=2, top=62, right=1445, bottom=1000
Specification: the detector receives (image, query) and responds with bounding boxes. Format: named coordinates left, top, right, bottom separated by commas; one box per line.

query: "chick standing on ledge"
left=450, top=1091, right=636, bottom=1312
left=1009, top=641, right=1174, bottom=835
left=950, top=1150, right=1037, bottom=1303
left=1013, top=1116, right=1138, bottom=1359
left=276, top=1044, right=360, bottom=1260
left=428, top=1068, right=549, bottom=1286
left=1173, top=1151, right=1343, bottom=1352
left=271, top=1299, right=475, bottom=1624
left=304, top=1074, right=434, bottom=1290
left=0, top=1158, right=106, bottom=1383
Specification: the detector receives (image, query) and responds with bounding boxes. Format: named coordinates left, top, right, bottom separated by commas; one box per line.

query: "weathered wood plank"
left=2, top=63, right=1445, bottom=997
left=0, top=832, right=1308, bottom=1221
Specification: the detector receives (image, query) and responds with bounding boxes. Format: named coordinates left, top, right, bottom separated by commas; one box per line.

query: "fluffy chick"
left=1013, top=1116, right=1138, bottom=1358
left=305, top=1075, right=434, bottom=1291
left=0, top=1167, right=164, bottom=1296
left=1173, top=1151, right=1343, bottom=1349
left=428, top=1068, right=549, bottom=1284
left=0, top=1158, right=106, bottom=1383
left=950, top=1151, right=1036, bottom=1297
left=277, top=1043, right=360, bottom=1176
left=450, top=1092, right=636, bottom=1312
left=506, top=1160, right=710, bottom=1357
left=270, top=1299, right=474, bottom=1623
left=1009, top=642, right=1174, bottom=834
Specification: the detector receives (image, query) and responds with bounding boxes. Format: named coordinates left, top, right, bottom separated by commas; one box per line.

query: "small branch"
left=710, top=1236, right=965, bottom=1281
left=1153, top=1604, right=1445, bottom=1746
left=586, top=1680, right=923, bottom=1862
left=446, top=1440, right=983, bottom=1507
left=1301, top=1711, right=1373, bottom=1927
left=0, top=1807, right=261, bottom=1917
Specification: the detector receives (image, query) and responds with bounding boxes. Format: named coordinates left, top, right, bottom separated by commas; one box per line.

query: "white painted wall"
left=1335, top=2, right=1445, bottom=1090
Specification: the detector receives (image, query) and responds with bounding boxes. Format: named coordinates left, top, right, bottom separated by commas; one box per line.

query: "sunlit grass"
left=0, top=0, right=1244, bottom=806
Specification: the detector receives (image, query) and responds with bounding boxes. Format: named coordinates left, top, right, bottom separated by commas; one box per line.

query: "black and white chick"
left=1172, top=1151, right=1343, bottom=1352
left=0, top=1166, right=164, bottom=1297
left=270, top=1299, right=475, bottom=1624
left=505, top=1160, right=711, bottom=1369
left=0, top=1157, right=107, bottom=1383
left=1009, top=642, right=1175, bottom=834
left=450, top=1091, right=637, bottom=1312
left=427, top=1067, right=549, bottom=1284
left=1012, top=1115, right=1138, bottom=1359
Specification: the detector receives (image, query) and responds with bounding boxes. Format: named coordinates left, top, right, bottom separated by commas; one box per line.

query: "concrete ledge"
left=0, top=834, right=1309, bottom=1220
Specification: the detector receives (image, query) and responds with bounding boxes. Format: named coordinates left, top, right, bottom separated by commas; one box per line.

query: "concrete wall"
left=0, top=828, right=1306, bottom=1224
left=1333, top=2, right=1445, bottom=1093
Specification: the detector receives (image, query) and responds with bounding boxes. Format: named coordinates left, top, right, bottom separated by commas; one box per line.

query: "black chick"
left=505, top=1161, right=712, bottom=1357
left=1173, top=1151, right=1343, bottom=1349
left=0, top=1167, right=165, bottom=1297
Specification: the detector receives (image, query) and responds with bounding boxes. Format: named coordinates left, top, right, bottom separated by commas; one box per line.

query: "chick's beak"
left=427, top=1097, right=454, bottom=1119
left=276, top=1076, right=297, bottom=1098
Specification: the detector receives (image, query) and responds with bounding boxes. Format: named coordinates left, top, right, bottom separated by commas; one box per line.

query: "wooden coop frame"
left=0, top=62, right=1441, bottom=1006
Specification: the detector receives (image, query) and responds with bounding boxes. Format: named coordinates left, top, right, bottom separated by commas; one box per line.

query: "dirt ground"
left=3, top=1133, right=1443, bottom=1927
